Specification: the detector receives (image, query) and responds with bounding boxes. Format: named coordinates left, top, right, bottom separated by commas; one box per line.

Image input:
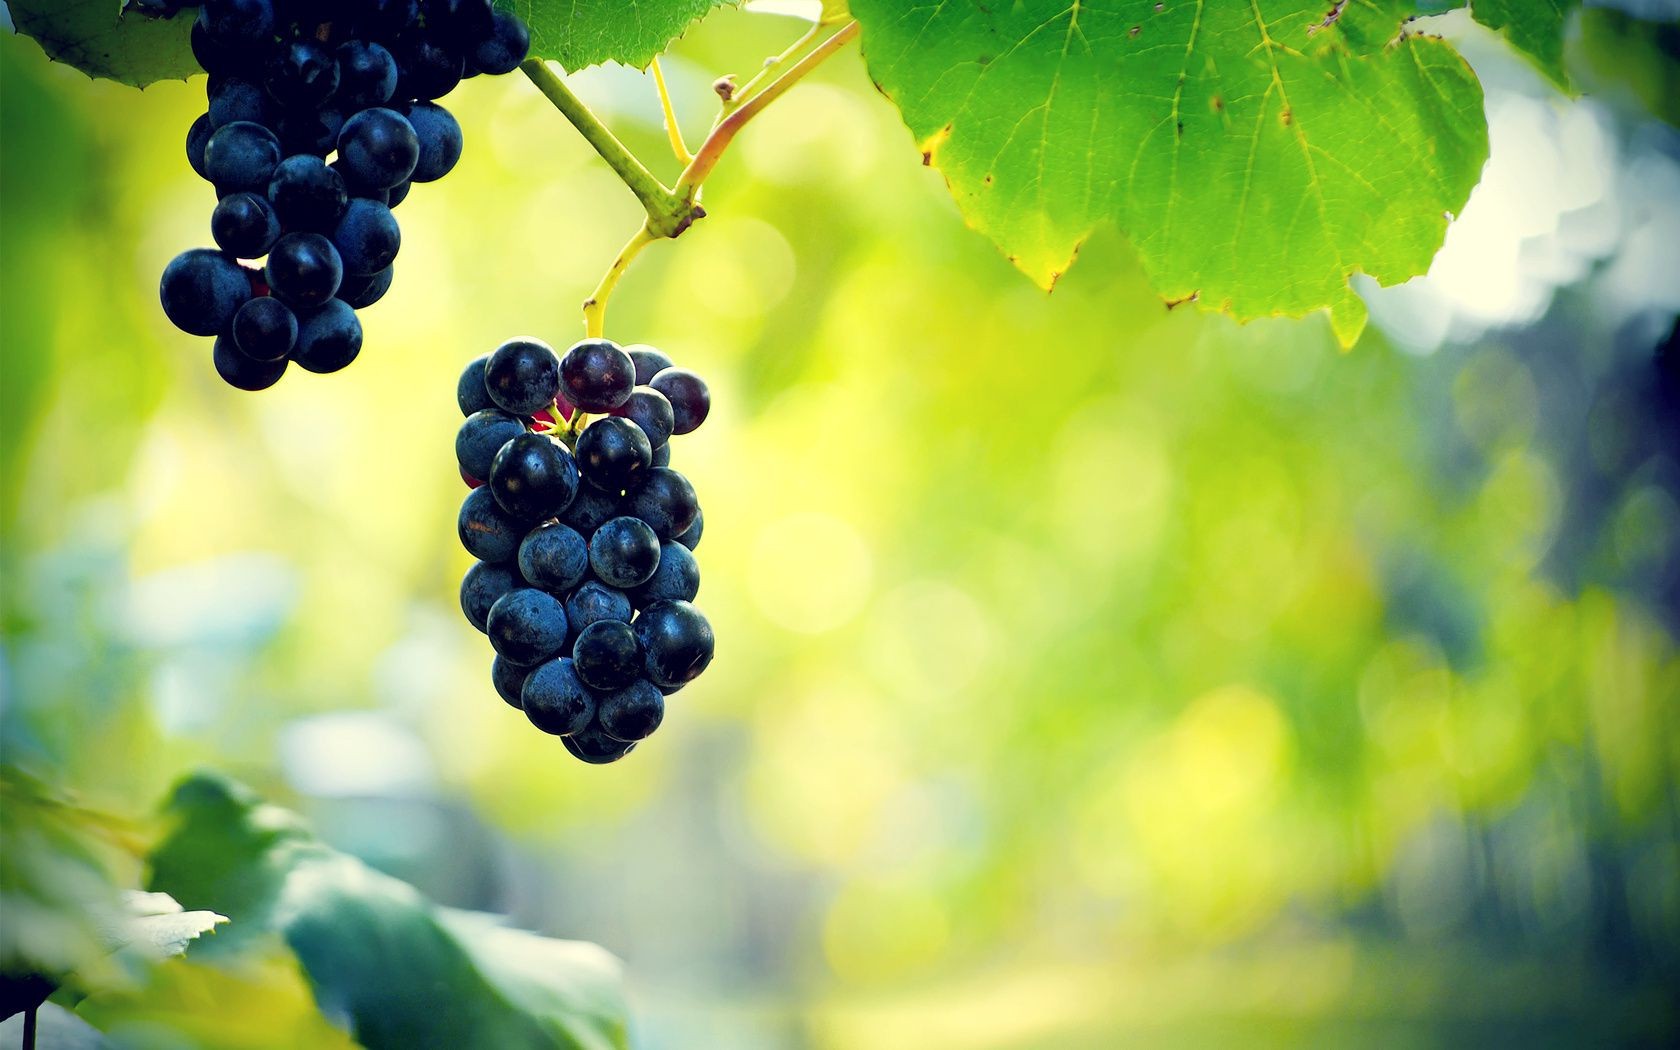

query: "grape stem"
left=583, top=222, right=660, bottom=339
left=520, top=20, right=860, bottom=336
left=651, top=58, right=693, bottom=165
left=518, top=58, right=698, bottom=238
left=674, top=21, right=859, bottom=204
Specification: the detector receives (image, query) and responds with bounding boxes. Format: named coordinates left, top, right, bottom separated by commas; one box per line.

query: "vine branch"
left=520, top=21, right=860, bottom=337
left=518, top=58, right=684, bottom=226
left=675, top=21, right=860, bottom=203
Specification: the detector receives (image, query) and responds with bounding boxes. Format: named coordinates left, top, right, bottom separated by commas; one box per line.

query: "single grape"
left=458, top=485, right=526, bottom=562
left=471, top=10, right=531, bottom=75
left=208, top=78, right=272, bottom=128
left=559, top=338, right=635, bottom=412
left=597, top=679, right=664, bottom=742
left=431, top=0, right=495, bottom=36
left=190, top=18, right=243, bottom=77
left=291, top=299, right=362, bottom=373
left=337, top=265, right=393, bottom=309
left=650, top=442, right=671, bottom=469
left=589, top=516, right=661, bottom=589
left=674, top=507, right=702, bottom=551
left=198, top=0, right=275, bottom=48
left=613, top=388, right=675, bottom=450
left=336, top=40, right=398, bottom=108
left=624, top=344, right=673, bottom=386
left=267, top=154, right=349, bottom=232
left=461, top=560, right=521, bottom=633
left=563, top=725, right=635, bottom=764
left=210, top=192, right=281, bottom=258
left=631, top=540, right=699, bottom=606
left=359, top=0, right=419, bottom=38
left=331, top=199, right=401, bottom=275
left=160, top=248, right=251, bottom=336
left=572, top=619, right=640, bottom=691
left=576, top=417, right=652, bottom=492
left=387, top=179, right=412, bottom=208
left=458, top=354, right=493, bottom=416
left=396, top=37, right=464, bottom=100
left=486, top=587, right=569, bottom=666
left=403, top=102, right=463, bottom=183
left=560, top=485, right=620, bottom=535
left=266, top=39, right=340, bottom=108
left=623, top=468, right=700, bottom=540
left=276, top=108, right=344, bottom=158
left=212, top=333, right=288, bottom=391
left=491, top=654, right=530, bottom=708
left=635, top=600, right=714, bottom=691
left=564, top=580, right=632, bottom=636
left=488, top=432, right=579, bottom=520
left=650, top=369, right=710, bottom=435
left=186, top=113, right=215, bottom=180
left=521, top=657, right=596, bottom=735
left=264, top=232, right=343, bottom=308
left=231, top=296, right=297, bottom=361
left=456, top=409, right=527, bottom=482
left=203, top=120, right=282, bottom=193
left=484, top=338, right=561, bottom=415
left=337, top=108, right=420, bottom=191
left=518, top=521, right=589, bottom=593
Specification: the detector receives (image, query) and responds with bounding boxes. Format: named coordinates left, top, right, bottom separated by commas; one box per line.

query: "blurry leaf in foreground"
left=99, top=891, right=227, bottom=960
left=73, top=950, right=360, bottom=1050
left=0, top=768, right=137, bottom=1003
left=148, top=773, right=630, bottom=1050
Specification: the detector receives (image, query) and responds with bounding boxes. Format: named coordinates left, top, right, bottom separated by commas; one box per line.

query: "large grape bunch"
left=157, top=0, right=530, bottom=390
left=457, top=337, right=714, bottom=764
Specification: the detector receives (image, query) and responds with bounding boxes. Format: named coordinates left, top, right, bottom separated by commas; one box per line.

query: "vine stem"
left=650, top=58, right=693, bottom=165
left=715, top=18, right=826, bottom=125
left=521, top=20, right=860, bottom=337
left=675, top=20, right=860, bottom=203
left=23, top=1004, right=38, bottom=1050
left=583, top=222, right=660, bottom=338
left=519, top=58, right=680, bottom=222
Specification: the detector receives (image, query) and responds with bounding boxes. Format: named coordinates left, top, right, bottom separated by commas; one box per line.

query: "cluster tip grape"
left=157, top=0, right=530, bottom=390
left=457, top=337, right=714, bottom=764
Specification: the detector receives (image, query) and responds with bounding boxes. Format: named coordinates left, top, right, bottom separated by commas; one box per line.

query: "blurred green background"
left=3, top=6, right=1679, bottom=1048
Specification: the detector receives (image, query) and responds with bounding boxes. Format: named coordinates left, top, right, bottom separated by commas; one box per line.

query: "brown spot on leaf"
left=1211, top=94, right=1224, bottom=113
left=919, top=123, right=953, bottom=166
left=1280, top=107, right=1293, bottom=126
left=1130, top=25, right=1141, bottom=37
left=1309, top=1, right=1345, bottom=35
left=1163, top=291, right=1200, bottom=310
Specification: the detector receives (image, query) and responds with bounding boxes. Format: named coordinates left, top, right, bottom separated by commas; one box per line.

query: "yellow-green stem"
left=583, top=223, right=661, bottom=339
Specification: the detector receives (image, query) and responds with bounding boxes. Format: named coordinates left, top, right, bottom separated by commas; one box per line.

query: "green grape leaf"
left=148, top=774, right=629, bottom=1050
left=498, top=0, right=738, bottom=71
left=1462, top=0, right=1580, bottom=89
left=849, top=0, right=1492, bottom=345
left=8, top=0, right=197, bottom=88
left=1328, top=1, right=1582, bottom=90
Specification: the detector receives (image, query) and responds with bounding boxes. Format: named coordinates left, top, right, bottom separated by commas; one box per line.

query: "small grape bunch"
left=456, top=336, right=714, bottom=763
left=158, top=0, right=531, bottom=390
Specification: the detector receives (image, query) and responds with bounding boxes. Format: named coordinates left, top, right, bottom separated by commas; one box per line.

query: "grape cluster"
left=157, top=0, right=530, bottom=390
left=456, top=337, right=715, bottom=763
